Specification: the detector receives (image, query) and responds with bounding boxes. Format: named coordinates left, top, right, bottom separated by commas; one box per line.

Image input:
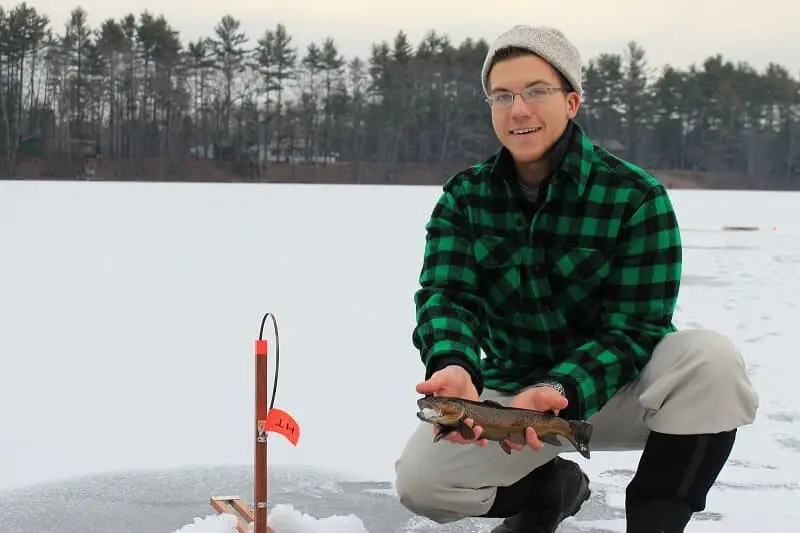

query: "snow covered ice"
left=173, top=502, right=369, bottom=533
left=0, top=181, right=798, bottom=532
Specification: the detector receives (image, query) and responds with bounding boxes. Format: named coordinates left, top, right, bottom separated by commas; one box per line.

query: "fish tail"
left=567, top=420, right=593, bottom=459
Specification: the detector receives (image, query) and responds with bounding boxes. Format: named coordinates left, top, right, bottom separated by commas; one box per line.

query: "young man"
left=394, top=25, right=760, bottom=533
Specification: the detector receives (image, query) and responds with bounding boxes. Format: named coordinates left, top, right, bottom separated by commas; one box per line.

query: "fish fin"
left=433, top=425, right=456, bottom=443
left=538, top=434, right=563, bottom=447
left=567, top=420, right=594, bottom=459
left=458, top=421, right=476, bottom=440
left=499, top=440, right=512, bottom=455
left=482, top=399, right=504, bottom=408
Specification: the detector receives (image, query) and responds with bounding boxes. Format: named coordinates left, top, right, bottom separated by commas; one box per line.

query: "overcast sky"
left=25, top=0, right=800, bottom=75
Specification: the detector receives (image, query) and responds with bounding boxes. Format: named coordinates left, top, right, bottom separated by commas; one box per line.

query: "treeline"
left=0, top=3, right=798, bottom=185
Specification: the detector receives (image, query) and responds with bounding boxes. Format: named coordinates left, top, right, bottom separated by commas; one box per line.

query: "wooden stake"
left=211, top=327, right=281, bottom=532
left=254, top=339, right=269, bottom=533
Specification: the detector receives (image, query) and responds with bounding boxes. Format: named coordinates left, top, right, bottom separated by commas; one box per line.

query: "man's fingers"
left=427, top=414, right=488, bottom=447
left=508, top=397, right=525, bottom=409
left=525, top=427, right=543, bottom=450
left=437, top=424, right=545, bottom=452
left=459, top=419, right=483, bottom=440
left=557, top=397, right=568, bottom=410
left=415, top=377, right=439, bottom=394
left=470, top=423, right=483, bottom=439
left=505, top=439, right=524, bottom=451
left=443, top=422, right=486, bottom=446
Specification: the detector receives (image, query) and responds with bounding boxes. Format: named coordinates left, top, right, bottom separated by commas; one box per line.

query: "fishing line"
left=258, top=312, right=280, bottom=412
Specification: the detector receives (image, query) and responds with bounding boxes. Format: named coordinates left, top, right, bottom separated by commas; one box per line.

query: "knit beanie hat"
left=481, top=25, right=583, bottom=97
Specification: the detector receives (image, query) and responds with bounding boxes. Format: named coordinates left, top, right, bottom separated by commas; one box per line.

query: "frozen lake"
left=0, top=181, right=797, bottom=532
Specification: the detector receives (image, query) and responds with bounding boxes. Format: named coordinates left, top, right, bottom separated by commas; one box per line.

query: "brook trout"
left=416, top=394, right=593, bottom=459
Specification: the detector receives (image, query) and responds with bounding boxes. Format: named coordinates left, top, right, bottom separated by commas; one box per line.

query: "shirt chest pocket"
left=472, top=236, right=525, bottom=314
left=547, top=246, right=612, bottom=311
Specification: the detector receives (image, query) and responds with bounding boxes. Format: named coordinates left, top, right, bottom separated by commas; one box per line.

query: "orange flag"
left=264, top=408, right=300, bottom=446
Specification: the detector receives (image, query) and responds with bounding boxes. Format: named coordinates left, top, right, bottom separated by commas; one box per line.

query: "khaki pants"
left=394, top=329, right=760, bottom=523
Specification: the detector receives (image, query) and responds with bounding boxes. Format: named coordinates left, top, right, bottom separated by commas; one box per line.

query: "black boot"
left=625, top=429, right=737, bottom=533
left=484, top=457, right=591, bottom=533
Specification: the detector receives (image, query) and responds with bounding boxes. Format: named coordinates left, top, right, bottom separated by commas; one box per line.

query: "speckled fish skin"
left=416, top=394, right=593, bottom=458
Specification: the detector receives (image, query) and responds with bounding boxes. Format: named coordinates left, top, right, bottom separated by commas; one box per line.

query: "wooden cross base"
left=209, top=495, right=274, bottom=533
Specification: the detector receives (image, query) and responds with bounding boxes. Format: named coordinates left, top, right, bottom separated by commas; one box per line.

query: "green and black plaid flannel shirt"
left=412, top=122, right=681, bottom=420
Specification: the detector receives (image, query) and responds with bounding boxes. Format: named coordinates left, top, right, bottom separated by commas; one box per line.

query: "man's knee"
left=657, top=328, right=751, bottom=385
left=393, top=421, right=519, bottom=523
left=642, top=329, right=759, bottom=431
left=395, top=463, right=441, bottom=521
left=393, top=425, right=465, bottom=523
left=394, top=453, right=466, bottom=524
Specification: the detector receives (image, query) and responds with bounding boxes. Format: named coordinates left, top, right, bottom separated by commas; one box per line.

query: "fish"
left=416, top=394, right=593, bottom=459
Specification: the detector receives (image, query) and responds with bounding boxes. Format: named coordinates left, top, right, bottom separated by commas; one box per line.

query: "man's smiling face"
left=487, top=53, right=581, bottom=168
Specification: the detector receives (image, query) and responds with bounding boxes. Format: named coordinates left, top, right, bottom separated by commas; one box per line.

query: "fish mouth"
left=416, top=407, right=442, bottom=422
left=416, top=396, right=462, bottom=425
left=417, top=395, right=436, bottom=410
left=417, top=395, right=443, bottom=421
left=416, top=396, right=446, bottom=422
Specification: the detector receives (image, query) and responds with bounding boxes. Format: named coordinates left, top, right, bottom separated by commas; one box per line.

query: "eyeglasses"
left=485, top=86, right=567, bottom=108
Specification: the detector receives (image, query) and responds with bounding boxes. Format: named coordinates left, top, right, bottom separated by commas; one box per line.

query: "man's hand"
left=416, top=365, right=489, bottom=447
left=505, top=384, right=569, bottom=452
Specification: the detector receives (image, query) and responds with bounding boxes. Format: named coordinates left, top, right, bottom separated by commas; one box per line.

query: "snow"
left=172, top=504, right=369, bottom=533
left=0, top=181, right=797, bottom=533
left=265, top=505, right=369, bottom=533
left=175, top=514, right=240, bottom=533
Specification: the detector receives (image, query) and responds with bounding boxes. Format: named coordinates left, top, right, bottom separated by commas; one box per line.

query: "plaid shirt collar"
left=488, top=120, right=594, bottom=197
